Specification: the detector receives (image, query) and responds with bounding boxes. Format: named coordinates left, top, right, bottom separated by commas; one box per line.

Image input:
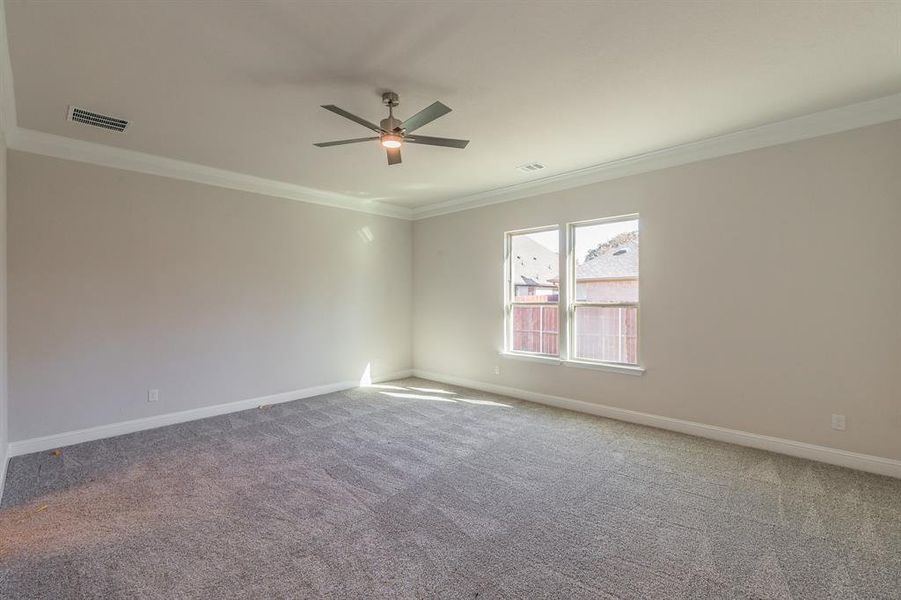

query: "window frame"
left=504, top=224, right=563, bottom=358
left=566, top=214, right=641, bottom=367
left=502, top=214, right=643, bottom=374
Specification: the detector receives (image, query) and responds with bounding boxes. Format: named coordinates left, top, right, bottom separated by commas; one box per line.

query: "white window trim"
left=562, top=358, right=645, bottom=376
left=498, top=351, right=645, bottom=375
left=498, top=351, right=561, bottom=366
left=567, top=213, right=641, bottom=369
left=503, top=213, right=643, bottom=375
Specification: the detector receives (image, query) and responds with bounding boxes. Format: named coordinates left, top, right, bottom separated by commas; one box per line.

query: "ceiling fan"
left=314, top=91, right=469, bottom=165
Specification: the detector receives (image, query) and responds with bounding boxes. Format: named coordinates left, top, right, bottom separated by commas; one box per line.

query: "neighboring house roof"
left=511, top=236, right=558, bottom=286
left=577, top=237, right=638, bottom=280
left=518, top=276, right=555, bottom=287
left=546, top=231, right=639, bottom=283
left=513, top=231, right=638, bottom=285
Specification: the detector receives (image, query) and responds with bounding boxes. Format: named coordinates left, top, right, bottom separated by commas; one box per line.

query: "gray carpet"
left=0, top=378, right=899, bottom=599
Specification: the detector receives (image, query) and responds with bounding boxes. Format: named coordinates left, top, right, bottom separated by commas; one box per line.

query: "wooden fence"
left=511, top=304, right=637, bottom=364
left=573, top=306, right=638, bottom=364
left=511, top=304, right=559, bottom=355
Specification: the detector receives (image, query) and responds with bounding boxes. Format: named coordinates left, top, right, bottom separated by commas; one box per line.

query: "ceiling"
left=6, top=1, right=901, bottom=211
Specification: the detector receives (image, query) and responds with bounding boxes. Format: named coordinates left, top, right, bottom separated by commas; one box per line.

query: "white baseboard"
left=0, top=446, right=8, bottom=505
left=6, top=369, right=413, bottom=459
left=412, top=369, right=901, bottom=479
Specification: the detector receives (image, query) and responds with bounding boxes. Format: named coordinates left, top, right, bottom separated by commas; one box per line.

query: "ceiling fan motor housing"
left=380, top=115, right=403, bottom=132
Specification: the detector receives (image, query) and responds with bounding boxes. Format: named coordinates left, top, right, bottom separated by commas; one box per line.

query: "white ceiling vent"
left=517, top=162, right=545, bottom=173
left=67, top=105, right=129, bottom=132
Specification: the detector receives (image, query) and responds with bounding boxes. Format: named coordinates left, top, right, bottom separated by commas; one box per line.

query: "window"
left=570, top=216, right=639, bottom=365
left=504, top=215, right=640, bottom=369
left=506, top=227, right=560, bottom=356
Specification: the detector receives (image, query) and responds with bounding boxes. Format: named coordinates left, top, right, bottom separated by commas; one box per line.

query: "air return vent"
left=66, top=106, right=129, bottom=132
left=516, top=162, right=545, bottom=173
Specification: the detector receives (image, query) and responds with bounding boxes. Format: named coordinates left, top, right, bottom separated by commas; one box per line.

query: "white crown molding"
left=413, top=369, right=901, bottom=479
left=412, top=93, right=901, bottom=220
left=1, top=0, right=898, bottom=222
left=7, top=127, right=414, bottom=219
left=0, top=1, right=412, bottom=220
left=12, top=92, right=900, bottom=223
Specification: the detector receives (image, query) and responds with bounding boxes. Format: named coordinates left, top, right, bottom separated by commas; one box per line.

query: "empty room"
left=0, top=1, right=899, bottom=598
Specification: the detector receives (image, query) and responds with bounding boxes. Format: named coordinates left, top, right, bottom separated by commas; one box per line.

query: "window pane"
left=510, top=229, right=559, bottom=303
left=574, top=306, right=638, bottom=364
left=573, top=219, right=638, bottom=303
left=511, top=304, right=559, bottom=355
left=573, top=218, right=639, bottom=364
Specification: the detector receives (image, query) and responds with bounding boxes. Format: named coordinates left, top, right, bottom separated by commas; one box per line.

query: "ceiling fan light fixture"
left=381, top=134, right=403, bottom=149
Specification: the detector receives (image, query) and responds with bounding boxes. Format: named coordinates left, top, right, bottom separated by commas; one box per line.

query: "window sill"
left=563, top=360, right=645, bottom=376
left=499, top=352, right=645, bottom=376
left=498, top=351, right=562, bottom=366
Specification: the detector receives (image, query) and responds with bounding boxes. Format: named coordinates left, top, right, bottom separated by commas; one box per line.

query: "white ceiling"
left=6, top=1, right=901, bottom=210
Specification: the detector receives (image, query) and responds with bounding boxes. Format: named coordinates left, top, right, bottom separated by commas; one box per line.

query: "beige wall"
left=5, top=121, right=900, bottom=463
left=8, top=151, right=412, bottom=441
left=413, top=121, right=901, bottom=460
left=0, top=133, right=7, bottom=486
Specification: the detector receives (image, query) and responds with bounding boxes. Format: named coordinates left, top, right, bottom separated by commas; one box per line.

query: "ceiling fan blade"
left=387, top=147, right=402, bottom=165
left=401, top=101, right=451, bottom=133
left=320, top=105, right=384, bottom=133
left=313, top=136, right=379, bottom=147
left=406, top=135, right=470, bottom=149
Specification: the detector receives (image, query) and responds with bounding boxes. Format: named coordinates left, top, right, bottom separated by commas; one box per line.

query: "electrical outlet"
left=493, top=365, right=500, bottom=376
left=148, top=389, right=160, bottom=403
left=831, top=414, right=846, bottom=431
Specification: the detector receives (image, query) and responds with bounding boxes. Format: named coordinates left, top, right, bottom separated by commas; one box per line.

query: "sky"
left=526, top=219, right=638, bottom=263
